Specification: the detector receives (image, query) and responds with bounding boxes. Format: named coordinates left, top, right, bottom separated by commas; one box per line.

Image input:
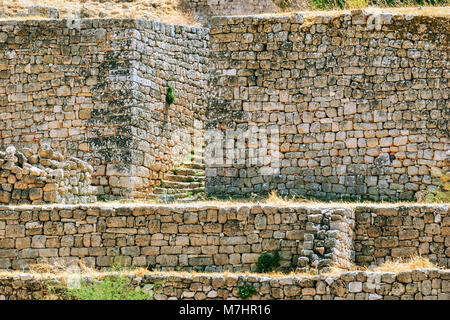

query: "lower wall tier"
left=0, top=269, right=448, bottom=300
left=0, top=203, right=448, bottom=271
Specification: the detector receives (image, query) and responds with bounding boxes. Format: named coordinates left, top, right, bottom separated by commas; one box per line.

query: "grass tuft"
left=371, top=255, right=440, bottom=273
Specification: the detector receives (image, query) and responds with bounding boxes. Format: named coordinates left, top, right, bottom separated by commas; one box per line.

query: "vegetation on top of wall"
left=308, top=0, right=448, bottom=9
left=42, top=262, right=156, bottom=300
left=309, top=0, right=345, bottom=9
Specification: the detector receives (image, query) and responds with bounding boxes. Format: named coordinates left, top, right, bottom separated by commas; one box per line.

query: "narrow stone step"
left=164, top=174, right=205, bottom=183
left=191, top=155, right=204, bottom=163
left=149, top=147, right=205, bottom=200
left=153, top=187, right=204, bottom=195
left=172, top=168, right=204, bottom=176
left=161, top=180, right=203, bottom=189
left=182, top=162, right=205, bottom=170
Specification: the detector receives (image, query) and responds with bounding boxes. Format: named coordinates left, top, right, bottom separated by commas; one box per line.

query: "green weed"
left=238, top=283, right=257, bottom=300
left=257, top=249, right=281, bottom=273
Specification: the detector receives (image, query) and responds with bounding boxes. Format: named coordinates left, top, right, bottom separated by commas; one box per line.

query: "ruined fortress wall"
left=0, top=204, right=355, bottom=271
left=0, top=204, right=447, bottom=271
left=183, top=0, right=308, bottom=24
left=0, top=19, right=139, bottom=196
left=0, top=13, right=448, bottom=202
left=354, top=205, right=449, bottom=268
left=1, top=269, right=449, bottom=300
left=187, top=0, right=281, bottom=17
left=123, top=20, right=209, bottom=198
left=0, top=19, right=209, bottom=199
left=206, top=12, right=449, bottom=201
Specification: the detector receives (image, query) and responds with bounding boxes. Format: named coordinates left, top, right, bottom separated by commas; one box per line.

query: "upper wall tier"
left=0, top=19, right=209, bottom=199
left=206, top=11, right=449, bottom=201
left=0, top=12, right=448, bottom=202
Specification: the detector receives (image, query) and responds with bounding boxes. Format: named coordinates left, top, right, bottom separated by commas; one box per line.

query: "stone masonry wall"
left=206, top=11, right=449, bottom=201
left=0, top=203, right=356, bottom=271
left=354, top=204, right=450, bottom=268
left=0, top=18, right=209, bottom=199
left=183, top=0, right=308, bottom=24
left=1, top=269, right=448, bottom=300
left=0, top=145, right=96, bottom=205
left=119, top=20, right=209, bottom=198
left=0, top=204, right=447, bottom=271
left=0, top=19, right=139, bottom=197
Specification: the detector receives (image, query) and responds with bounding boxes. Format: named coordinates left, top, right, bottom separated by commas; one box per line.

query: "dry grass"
left=0, top=1, right=447, bottom=24
left=370, top=255, right=440, bottom=273
left=303, top=6, right=450, bottom=17
left=171, top=189, right=449, bottom=207
left=0, top=255, right=445, bottom=283
left=228, top=5, right=450, bottom=18
left=1, top=189, right=449, bottom=210
left=0, top=0, right=200, bottom=26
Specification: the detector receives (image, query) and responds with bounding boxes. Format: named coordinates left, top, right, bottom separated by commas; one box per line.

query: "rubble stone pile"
left=0, top=146, right=97, bottom=205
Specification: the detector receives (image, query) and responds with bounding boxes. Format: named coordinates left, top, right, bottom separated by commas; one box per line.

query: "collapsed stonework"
left=0, top=145, right=96, bottom=205
left=182, top=0, right=308, bottom=24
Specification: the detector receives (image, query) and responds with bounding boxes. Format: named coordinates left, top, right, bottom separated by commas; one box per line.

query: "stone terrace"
left=0, top=203, right=447, bottom=271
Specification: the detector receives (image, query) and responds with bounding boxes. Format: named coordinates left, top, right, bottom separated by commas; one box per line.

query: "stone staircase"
left=151, top=148, right=205, bottom=201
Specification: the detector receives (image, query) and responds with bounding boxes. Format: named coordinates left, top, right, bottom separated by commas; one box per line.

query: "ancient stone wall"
left=1, top=269, right=448, bottom=300
left=354, top=205, right=449, bottom=268
left=0, top=13, right=448, bottom=202
left=0, top=19, right=139, bottom=197
left=187, top=0, right=281, bottom=19
left=0, top=204, right=447, bottom=271
left=183, top=0, right=308, bottom=24
left=124, top=20, right=209, bottom=198
left=0, top=203, right=355, bottom=271
left=0, top=145, right=96, bottom=205
left=0, top=19, right=209, bottom=199
left=206, top=11, right=449, bottom=201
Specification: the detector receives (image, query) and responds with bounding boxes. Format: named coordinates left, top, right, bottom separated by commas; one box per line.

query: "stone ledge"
left=0, top=268, right=448, bottom=300
left=0, top=203, right=447, bottom=271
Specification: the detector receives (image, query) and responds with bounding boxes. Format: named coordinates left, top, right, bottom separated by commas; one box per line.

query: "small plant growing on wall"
left=238, top=283, right=257, bottom=300
left=166, top=85, right=175, bottom=105
left=256, top=249, right=280, bottom=273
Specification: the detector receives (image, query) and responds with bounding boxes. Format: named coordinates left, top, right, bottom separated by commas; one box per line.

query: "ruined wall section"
left=206, top=12, right=449, bottom=201
left=0, top=19, right=210, bottom=199
left=354, top=205, right=449, bottom=268
left=1, top=269, right=448, bottom=300
left=0, top=19, right=139, bottom=198
left=0, top=204, right=355, bottom=271
left=182, top=0, right=308, bottom=24
left=123, top=20, right=209, bottom=197
left=0, top=145, right=96, bottom=205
